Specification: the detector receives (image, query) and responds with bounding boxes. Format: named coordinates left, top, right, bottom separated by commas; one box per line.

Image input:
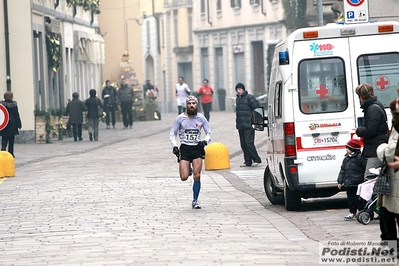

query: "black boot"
left=89, top=133, right=93, bottom=141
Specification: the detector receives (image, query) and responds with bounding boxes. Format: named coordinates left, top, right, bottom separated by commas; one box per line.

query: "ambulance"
left=252, top=21, right=399, bottom=210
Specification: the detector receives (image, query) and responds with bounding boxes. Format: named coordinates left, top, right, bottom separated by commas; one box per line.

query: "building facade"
left=0, top=0, right=104, bottom=143
left=100, top=0, right=399, bottom=115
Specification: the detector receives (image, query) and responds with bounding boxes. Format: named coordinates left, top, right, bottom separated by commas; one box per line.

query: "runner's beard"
left=187, top=107, right=197, bottom=115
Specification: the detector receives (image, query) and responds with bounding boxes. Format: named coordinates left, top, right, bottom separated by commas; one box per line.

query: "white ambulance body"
left=255, top=21, right=399, bottom=210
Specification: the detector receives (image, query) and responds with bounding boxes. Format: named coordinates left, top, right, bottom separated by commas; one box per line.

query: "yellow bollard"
left=204, top=142, right=230, bottom=170
left=0, top=151, right=15, bottom=177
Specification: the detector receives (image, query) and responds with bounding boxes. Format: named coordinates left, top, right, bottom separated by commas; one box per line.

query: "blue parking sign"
left=347, top=11, right=355, bottom=19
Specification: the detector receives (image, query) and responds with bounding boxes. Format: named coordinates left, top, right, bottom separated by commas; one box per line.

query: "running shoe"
left=344, top=213, right=356, bottom=221
left=192, top=200, right=201, bottom=209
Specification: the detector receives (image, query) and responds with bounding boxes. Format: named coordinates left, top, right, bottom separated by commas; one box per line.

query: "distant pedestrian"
left=117, top=79, right=135, bottom=129
left=169, top=96, right=212, bottom=209
left=175, top=76, right=190, bottom=114
left=85, top=89, right=103, bottom=141
left=337, top=139, right=367, bottom=221
left=0, top=91, right=22, bottom=157
left=102, top=80, right=118, bottom=129
left=197, top=79, right=214, bottom=121
left=66, top=92, right=87, bottom=142
left=235, top=82, right=262, bottom=167
left=144, top=79, right=158, bottom=101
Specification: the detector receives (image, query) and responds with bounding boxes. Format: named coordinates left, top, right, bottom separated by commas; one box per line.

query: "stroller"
left=356, top=172, right=380, bottom=225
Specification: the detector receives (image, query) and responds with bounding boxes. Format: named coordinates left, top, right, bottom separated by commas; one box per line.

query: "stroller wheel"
left=360, top=212, right=371, bottom=225
left=356, top=210, right=365, bottom=223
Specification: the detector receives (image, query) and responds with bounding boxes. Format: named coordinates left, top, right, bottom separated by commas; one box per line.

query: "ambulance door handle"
left=331, top=132, right=339, bottom=136
left=312, top=133, right=320, bottom=137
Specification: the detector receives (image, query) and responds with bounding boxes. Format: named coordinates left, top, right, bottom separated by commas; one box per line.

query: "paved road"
left=0, top=111, right=384, bottom=265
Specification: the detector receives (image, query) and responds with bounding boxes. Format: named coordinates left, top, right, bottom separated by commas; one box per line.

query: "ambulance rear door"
left=290, top=37, right=355, bottom=186
left=348, top=32, right=399, bottom=126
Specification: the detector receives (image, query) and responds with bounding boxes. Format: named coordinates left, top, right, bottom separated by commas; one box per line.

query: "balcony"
left=164, top=0, right=193, bottom=9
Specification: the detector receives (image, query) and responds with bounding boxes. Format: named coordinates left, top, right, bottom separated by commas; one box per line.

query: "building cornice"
left=31, top=2, right=99, bottom=29
left=193, top=20, right=284, bottom=34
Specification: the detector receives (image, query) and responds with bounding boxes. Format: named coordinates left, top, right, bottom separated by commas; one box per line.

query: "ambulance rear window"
left=298, top=57, right=347, bottom=114
left=358, top=53, right=399, bottom=108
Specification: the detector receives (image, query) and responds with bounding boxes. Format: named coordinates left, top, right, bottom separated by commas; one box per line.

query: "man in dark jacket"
left=117, top=79, right=135, bottom=129
left=102, top=80, right=117, bottom=129
left=0, top=91, right=22, bottom=157
left=66, top=92, right=87, bottom=141
left=235, top=82, right=262, bottom=167
left=355, top=83, right=388, bottom=178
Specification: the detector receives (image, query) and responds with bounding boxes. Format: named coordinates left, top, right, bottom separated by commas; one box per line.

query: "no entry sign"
left=0, top=104, right=9, bottom=131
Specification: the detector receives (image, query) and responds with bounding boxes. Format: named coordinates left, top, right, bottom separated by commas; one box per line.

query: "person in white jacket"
left=376, top=98, right=399, bottom=251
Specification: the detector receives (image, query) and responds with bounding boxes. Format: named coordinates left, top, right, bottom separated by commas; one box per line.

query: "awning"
left=74, top=31, right=105, bottom=64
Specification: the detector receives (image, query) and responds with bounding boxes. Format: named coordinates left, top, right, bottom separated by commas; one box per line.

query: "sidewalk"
left=0, top=111, right=382, bottom=265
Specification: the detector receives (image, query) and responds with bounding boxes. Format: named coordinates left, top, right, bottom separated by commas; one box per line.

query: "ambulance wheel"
left=360, top=212, right=372, bottom=225
left=264, top=168, right=284, bottom=205
left=284, top=180, right=301, bottom=211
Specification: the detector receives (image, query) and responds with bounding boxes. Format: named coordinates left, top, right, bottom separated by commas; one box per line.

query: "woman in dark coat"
left=0, top=91, right=22, bottom=157
left=66, top=92, right=87, bottom=141
left=85, top=89, right=103, bottom=141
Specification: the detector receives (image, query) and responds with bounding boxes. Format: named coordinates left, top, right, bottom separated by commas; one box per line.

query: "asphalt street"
left=0, top=111, right=386, bottom=265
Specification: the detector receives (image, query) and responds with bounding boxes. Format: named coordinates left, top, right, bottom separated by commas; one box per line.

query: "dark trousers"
left=201, top=102, right=212, bottom=121
left=346, top=186, right=365, bottom=214
left=379, top=207, right=399, bottom=244
left=238, top=129, right=261, bottom=166
left=105, top=106, right=116, bottom=126
left=121, top=101, right=133, bottom=127
left=71, top=123, right=82, bottom=141
left=178, top=106, right=186, bottom=115
left=1, top=136, right=15, bottom=157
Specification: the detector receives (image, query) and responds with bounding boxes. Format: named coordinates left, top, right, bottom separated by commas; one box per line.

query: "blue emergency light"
left=279, top=50, right=289, bottom=65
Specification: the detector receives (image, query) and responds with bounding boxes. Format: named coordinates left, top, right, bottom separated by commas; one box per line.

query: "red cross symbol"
left=375, top=76, right=390, bottom=91
left=315, top=84, right=330, bottom=98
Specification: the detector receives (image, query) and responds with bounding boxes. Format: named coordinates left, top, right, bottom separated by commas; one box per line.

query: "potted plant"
left=34, top=106, right=50, bottom=143
left=217, top=88, right=226, bottom=111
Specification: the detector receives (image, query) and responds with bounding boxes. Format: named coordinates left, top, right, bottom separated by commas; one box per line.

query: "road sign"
left=0, top=104, right=9, bottom=131
left=343, top=0, right=369, bottom=24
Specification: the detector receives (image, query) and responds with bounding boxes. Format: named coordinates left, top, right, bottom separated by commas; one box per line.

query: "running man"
left=169, top=96, right=212, bottom=209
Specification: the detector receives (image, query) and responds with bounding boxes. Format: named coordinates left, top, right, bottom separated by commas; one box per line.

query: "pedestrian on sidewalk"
left=197, top=78, right=214, bottom=122
left=66, top=92, right=87, bottom=142
left=102, top=80, right=118, bottom=129
left=169, top=95, right=212, bottom=209
left=175, top=76, right=191, bottom=114
left=355, top=83, right=388, bottom=179
left=117, top=78, right=135, bottom=129
left=235, top=82, right=262, bottom=167
left=376, top=98, right=399, bottom=248
left=0, top=91, right=22, bottom=157
left=337, top=139, right=367, bottom=221
left=85, top=89, right=102, bottom=141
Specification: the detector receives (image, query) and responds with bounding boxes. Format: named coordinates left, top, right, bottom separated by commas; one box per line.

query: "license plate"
left=313, top=135, right=339, bottom=145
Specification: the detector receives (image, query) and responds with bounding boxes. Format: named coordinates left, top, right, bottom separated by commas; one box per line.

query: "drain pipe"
left=3, top=0, right=11, bottom=91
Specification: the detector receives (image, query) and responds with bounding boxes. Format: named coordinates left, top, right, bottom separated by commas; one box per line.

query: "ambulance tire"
left=284, top=180, right=301, bottom=211
left=264, top=168, right=284, bottom=205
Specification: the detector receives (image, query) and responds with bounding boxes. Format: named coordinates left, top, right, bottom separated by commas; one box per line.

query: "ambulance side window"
left=298, top=57, right=348, bottom=114
left=274, top=82, right=282, bottom=119
left=358, top=52, right=399, bottom=108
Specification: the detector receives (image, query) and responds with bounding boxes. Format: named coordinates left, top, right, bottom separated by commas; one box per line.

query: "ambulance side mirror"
left=251, top=107, right=268, bottom=131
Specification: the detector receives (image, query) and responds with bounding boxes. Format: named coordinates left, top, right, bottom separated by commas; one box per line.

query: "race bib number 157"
left=184, top=129, right=199, bottom=142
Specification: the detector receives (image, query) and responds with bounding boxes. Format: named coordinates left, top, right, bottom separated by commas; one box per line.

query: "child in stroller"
left=356, top=171, right=380, bottom=225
